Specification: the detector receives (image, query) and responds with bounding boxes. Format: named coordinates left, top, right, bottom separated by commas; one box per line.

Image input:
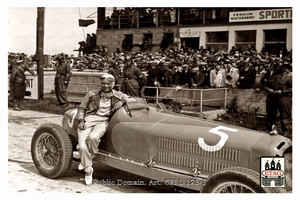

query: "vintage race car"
left=31, top=97, right=292, bottom=193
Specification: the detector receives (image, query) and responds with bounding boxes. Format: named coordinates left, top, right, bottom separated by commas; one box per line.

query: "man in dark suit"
left=181, top=64, right=192, bottom=87
left=190, top=66, right=205, bottom=88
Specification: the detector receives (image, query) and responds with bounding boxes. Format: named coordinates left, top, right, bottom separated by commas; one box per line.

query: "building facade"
left=95, top=7, right=292, bottom=54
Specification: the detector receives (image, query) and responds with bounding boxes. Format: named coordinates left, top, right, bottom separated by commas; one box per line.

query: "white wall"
left=179, top=22, right=292, bottom=52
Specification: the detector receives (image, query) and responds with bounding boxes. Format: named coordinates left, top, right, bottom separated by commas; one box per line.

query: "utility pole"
left=36, top=7, right=45, bottom=100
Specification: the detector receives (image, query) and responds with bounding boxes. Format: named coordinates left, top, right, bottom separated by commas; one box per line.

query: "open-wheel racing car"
left=31, top=97, right=292, bottom=193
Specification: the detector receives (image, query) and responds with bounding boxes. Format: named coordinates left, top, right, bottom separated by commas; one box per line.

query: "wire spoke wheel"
left=201, top=167, right=284, bottom=193
left=37, top=133, right=60, bottom=169
left=211, top=182, right=256, bottom=193
left=31, top=123, right=73, bottom=179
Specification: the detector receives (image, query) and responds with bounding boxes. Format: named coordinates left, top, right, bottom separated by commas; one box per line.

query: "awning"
left=79, top=19, right=95, bottom=27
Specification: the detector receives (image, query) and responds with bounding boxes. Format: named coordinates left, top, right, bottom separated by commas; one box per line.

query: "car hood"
left=108, top=106, right=291, bottom=160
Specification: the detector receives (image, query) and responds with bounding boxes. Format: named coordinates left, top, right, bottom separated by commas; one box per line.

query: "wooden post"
left=36, top=7, right=45, bottom=100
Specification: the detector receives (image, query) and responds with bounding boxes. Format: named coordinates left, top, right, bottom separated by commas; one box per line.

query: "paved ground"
left=7, top=108, right=174, bottom=193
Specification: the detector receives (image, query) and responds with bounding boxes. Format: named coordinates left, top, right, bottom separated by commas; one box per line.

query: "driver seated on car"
left=76, top=74, right=129, bottom=185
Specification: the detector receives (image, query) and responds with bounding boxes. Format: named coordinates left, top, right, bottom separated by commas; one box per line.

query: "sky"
left=6, top=1, right=297, bottom=57
left=8, top=7, right=98, bottom=56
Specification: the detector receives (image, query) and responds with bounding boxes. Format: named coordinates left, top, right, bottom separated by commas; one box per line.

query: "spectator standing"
left=152, top=9, right=158, bottom=27
left=159, top=8, right=166, bottom=26
left=8, top=55, right=18, bottom=105
left=181, top=64, right=192, bottom=87
left=190, top=66, right=205, bottom=88
left=210, top=65, right=226, bottom=88
left=229, top=46, right=236, bottom=55
left=10, top=55, right=36, bottom=111
left=252, top=63, right=267, bottom=91
left=169, top=8, right=176, bottom=25
left=237, top=60, right=255, bottom=89
left=121, top=57, right=145, bottom=97
left=159, top=62, right=173, bottom=87
left=144, top=62, right=160, bottom=98
left=190, top=8, right=197, bottom=25
left=225, top=62, right=240, bottom=88
left=263, top=64, right=292, bottom=138
left=54, top=54, right=72, bottom=107
left=141, top=35, right=152, bottom=51
left=108, top=60, right=124, bottom=90
left=172, top=64, right=182, bottom=86
left=110, top=10, right=118, bottom=29
left=202, top=63, right=211, bottom=88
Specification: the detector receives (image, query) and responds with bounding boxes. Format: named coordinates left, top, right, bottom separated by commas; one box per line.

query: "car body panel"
left=62, top=98, right=292, bottom=190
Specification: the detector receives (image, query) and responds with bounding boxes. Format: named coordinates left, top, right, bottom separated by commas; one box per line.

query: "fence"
left=141, top=86, right=228, bottom=117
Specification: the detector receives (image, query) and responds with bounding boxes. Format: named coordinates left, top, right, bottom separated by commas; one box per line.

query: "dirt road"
left=7, top=108, right=174, bottom=193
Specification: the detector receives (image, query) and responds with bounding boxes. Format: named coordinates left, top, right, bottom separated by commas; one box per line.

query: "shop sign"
left=180, top=29, right=200, bottom=38
left=229, top=8, right=292, bottom=22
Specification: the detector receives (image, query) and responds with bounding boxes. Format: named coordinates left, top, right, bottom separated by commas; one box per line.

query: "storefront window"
left=265, top=29, right=287, bottom=42
left=235, top=30, right=256, bottom=51
left=206, top=31, right=228, bottom=52
left=264, top=29, right=287, bottom=54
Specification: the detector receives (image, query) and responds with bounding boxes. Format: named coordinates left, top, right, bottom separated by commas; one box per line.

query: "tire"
left=284, top=151, right=292, bottom=192
left=31, top=123, right=73, bottom=179
left=201, top=167, right=284, bottom=193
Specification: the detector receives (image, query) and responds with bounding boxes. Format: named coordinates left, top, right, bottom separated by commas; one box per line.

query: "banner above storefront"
left=229, top=8, right=292, bottom=22
left=180, top=29, right=200, bottom=38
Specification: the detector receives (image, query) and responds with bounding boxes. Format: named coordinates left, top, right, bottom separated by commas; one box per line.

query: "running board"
left=90, top=151, right=207, bottom=191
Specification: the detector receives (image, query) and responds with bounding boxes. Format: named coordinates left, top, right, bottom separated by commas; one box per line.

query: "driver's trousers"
left=77, top=115, right=109, bottom=173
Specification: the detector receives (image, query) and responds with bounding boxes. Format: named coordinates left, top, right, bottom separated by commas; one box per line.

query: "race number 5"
left=198, top=126, right=238, bottom=152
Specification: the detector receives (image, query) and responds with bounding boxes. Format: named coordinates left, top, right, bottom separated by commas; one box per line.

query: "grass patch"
left=10, top=97, right=79, bottom=115
left=216, top=96, right=283, bottom=135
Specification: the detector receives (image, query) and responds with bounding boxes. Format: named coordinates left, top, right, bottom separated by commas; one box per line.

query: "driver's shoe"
left=85, top=167, right=93, bottom=186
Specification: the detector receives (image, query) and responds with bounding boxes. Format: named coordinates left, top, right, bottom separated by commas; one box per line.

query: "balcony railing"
left=100, top=7, right=279, bottom=30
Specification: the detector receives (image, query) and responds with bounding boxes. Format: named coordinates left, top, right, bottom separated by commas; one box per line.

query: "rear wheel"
left=202, top=167, right=283, bottom=193
left=31, top=123, right=73, bottom=178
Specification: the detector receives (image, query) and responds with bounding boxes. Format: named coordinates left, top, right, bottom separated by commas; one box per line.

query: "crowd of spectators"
left=8, top=45, right=292, bottom=96
left=8, top=53, right=36, bottom=73
left=102, top=7, right=270, bottom=29
left=58, top=46, right=292, bottom=97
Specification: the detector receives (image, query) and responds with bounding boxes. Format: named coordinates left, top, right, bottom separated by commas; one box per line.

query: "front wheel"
left=31, top=123, right=73, bottom=179
left=202, top=167, right=284, bottom=193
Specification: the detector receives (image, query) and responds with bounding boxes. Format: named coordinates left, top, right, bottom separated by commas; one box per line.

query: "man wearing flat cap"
left=10, top=54, right=36, bottom=110
left=159, top=62, right=173, bottom=87
left=76, top=74, right=129, bottom=185
left=190, top=66, right=205, bottom=88
left=263, top=64, right=292, bottom=138
left=54, top=53, right=72, bottom=107
left=181, top=64, right=192, bottom=87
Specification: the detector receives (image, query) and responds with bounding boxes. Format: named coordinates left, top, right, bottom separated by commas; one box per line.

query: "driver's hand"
left=114, top=101, right=123, bottom=111
left=78, top=122, right=86, bottom=130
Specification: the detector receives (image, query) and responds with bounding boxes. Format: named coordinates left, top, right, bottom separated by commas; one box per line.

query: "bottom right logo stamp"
left=260, top=156, right=285, bottom=188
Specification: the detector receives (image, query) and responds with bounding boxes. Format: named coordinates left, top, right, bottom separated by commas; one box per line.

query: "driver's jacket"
left=77, top=89, right=129, bottom=123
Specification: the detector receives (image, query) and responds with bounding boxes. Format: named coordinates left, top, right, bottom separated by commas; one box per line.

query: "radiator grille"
left=157, top=151, right=237, bottom=173
left=157, top=151, right=197, bottom=168
left=158, top=137, right=241, bottom=162
left=202, top=160, right=236, bottom=173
